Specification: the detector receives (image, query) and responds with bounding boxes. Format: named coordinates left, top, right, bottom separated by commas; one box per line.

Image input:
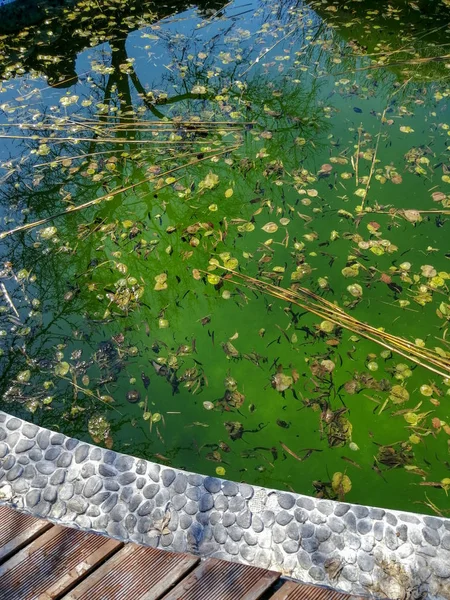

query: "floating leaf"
left=54, top=362, right=70, bottom=377
left=271, top=372, right=293, bottom=392
left=261, top=222, right=278, bottom=234
left=390, top=385, right=409, bottom=404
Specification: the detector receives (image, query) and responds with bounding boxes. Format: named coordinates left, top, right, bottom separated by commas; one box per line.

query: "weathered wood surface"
left=0, top=505, right=363, bottom=600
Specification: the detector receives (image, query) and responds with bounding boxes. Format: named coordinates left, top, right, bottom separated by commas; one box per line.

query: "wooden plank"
left=161, top=557, right=280, bottom=600
left=0, top=505, right=52, bottom=564
left=270, top=581, right=354, bottom=600
left=0, top=524, right=122, bottom=600
left=64, top=544, right=199, bottom=600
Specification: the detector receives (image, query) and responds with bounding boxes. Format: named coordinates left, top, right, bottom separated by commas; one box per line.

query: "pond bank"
left=0, top=411, right=449, bottom=599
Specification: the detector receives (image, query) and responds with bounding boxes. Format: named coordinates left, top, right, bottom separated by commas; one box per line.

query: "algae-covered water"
left=0, top=0, right=450, bottom=515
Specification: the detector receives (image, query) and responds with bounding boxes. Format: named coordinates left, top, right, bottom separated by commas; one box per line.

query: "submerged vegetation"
left=0, top=0, right=450, bottom=514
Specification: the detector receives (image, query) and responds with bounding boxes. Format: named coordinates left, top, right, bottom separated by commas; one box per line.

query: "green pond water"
left=0, top=0, right=450, bottom=515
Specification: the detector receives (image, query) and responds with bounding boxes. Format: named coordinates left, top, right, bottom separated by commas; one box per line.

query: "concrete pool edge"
left=0, top=411, right=449, bottom=599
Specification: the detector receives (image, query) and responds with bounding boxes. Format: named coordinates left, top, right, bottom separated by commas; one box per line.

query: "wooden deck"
left=0, top=505, right=359, bottom=600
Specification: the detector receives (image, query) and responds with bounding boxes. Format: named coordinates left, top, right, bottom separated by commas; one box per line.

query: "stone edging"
left=0, top=411, right=449, bottom=599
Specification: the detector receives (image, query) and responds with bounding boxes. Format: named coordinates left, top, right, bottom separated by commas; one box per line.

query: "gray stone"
left=228, top=525, right=243, bottom=542
left=26, top=489, right=41, bottom=508
left=155, top=489, right=170, bottom=507
left=315, top=525, right=331, bottom=542
left=17, top=456, right=29, bottom=465
left=24, top=465, right=37, bottom=479
left=173, top=473, right=187, bottom=493
left=311, top=552, right=327, bottom=566
left=252, top=515, right=264, bottom=533
left=309, top=566, right=325, bottom=581
left=99, top=464, right=117, bottom=477
left=399, top=512, right=419, bottom=524
left=84, top=476, right=103, bottom=498
left=180, top=514, right=192, bottom=530
left=57, top=452, right=72, bottom=468
left=297, top=549, right=312, bottom=570
left=6, top=464, right=23, bottom=481
left=352, top=505, right=369, bottom=519
left=214, top=495, right=228, bottom=511
left=309, top=510, right=326, bottom=525
left=373, top=521, right=384, bottom=541
left=261, top=510, right=275, bottom=527
left=223, top=513, right=236, bottom=527
left=240, top=546, right=256, bottom=562
left=115, top=455, right=134, bottom=472
left=272, top=525, right=286, bottom=544
left=35, top=500, right=51, bottom=518
left=222, top=481, right=239, bottom=496
left=118, top=472, right=136, bottom=486
left=125, top=514, right=137, bottom=533
left=229, top=496, right=246, bottom=512
left=342, top=565, right=358, bottom=582
left=0, top=429, right=5, bottom=441
left=31, top=474, right=48, bottom=488
left=423, top=527, right=440, bottom=546
left=357, top=519, right=372, bottom=535
left=3, top=455, right=15, bottom=470
left=6, top=417, right=21, bottom=430
left=296, top=496, right=314, bottom=510
left=236, top=510, right=252, bottom=529
left=43, top=486, right=58, bottom=503
left=136, top=460, right=147, bottom=475
left=385, top=526, right=399, bottom=550
left=334, top=503, right=350, bottom=517
left=187, top=473, right=202, bottom=486
left=102, top=493, right=118, bottom=513
left=431, top=558, right=450, bottom=578
left=343, top=531, right=361, bottom=550
left=409, top=528, right=423, bottom=545
left=28, top=448, right=43, bottom=462
left=424, top=516, right=442, bottom=530
left=294, top=508, right=308, bottom=523
left=65, top=439, right=78, bottom=451
left=204, top=477, right=221, bottom=493
left=302, top=537, right=319, bottom=553
left=105, top=480, right=120, bottom=492
left=398, top=542, right=414, bottom=559
left=396, top=524, right=408, bottom=542
left=148, top=463, right=160, bottom=482
left=143, top=484, right=159, bottom=499
left=224, top=540, right=239, bottom=555
left=278, top=493, right=295, bottom=509
left=45, top=447, right=61, bottom=461
left=68, top=497, right=88, bottom=514
left=276, top=510, right=293, bottom=526
left=136, top=477, right=145, bottom=490
left=81, top=463, right=95, bottom=479
left=16, top=438, right=35, bottom=453
left=283, top=539, right=299, bottom=553
left=369, top=507, right=385, bottom=520
left=0, top=442, right=8, bottom=459
left=36, top=461, right=56, bottom=475
left=22, top=423, right=39, bottom=438
left=86, top=506, right=100, bottom=518
left=361, top=534, right=375, bottom=553
left=6, top=432, right=20, bottom=448
left=59, top=483, right=74, bottom=501
left=108, top=522, right=128, bottom=540
left=385, top=512, right=397, bottom=526
left=357, top=551, right=375, bottom=572
left=159, top=469, right=175, bottom=487
left=286, top=522, right=300, bottom=541
left=199, top=493, right=214, bottom=512
left=12, top=479, right=30, bottom=493
left=186, top=486, right=201, bottom=501
left=239, top=484, right=254, bottom=499
left=50, top=432, right=64, bottom=445
left=74, top=444, right=90, bottom=463
left=110, top=503, right=127, bottom=522
left=213, top=523, right=227, bottom=544
left=104, top=451, right=117, bottom=465
left=90, top=447, right=102, bottom=461
left=244, top=531, right=258, bottom=546
left=343, top=511, right=357, bottom=532
left=172, top=494, right=187, bottom=511
left=52, top=500, right=67, bottom=519
left=442, top=533, right=450, bottom=551
left=184, top=501, right=198, bottom=515
left=317, top=500, right=333, bottom=516
left=328, top=515, right=345, bottom=534
left=300, top=523, right=315, bottom=539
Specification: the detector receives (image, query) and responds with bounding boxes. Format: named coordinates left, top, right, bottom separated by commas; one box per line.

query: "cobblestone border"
left=0, top=411, right=449, bottom=598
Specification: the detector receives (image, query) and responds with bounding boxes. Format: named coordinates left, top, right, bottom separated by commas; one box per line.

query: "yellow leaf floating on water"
left=154, top=273, right=167, bottom=291
left=331, top=472, right=352, bottom=495
left=207, top=273, right=221, bottom=285
left=216, top=467, right=226, bottom=476
left=400, top=126, right=414, bottom=133
left=261, top=222, right=278, bottom=233
left=225, top=188, right=233, bottom=198
left=199, top=171, right=219, bottom=190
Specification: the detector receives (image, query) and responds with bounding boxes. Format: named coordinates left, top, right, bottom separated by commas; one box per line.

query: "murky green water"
left=0, top=0, right=450, bottom=514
